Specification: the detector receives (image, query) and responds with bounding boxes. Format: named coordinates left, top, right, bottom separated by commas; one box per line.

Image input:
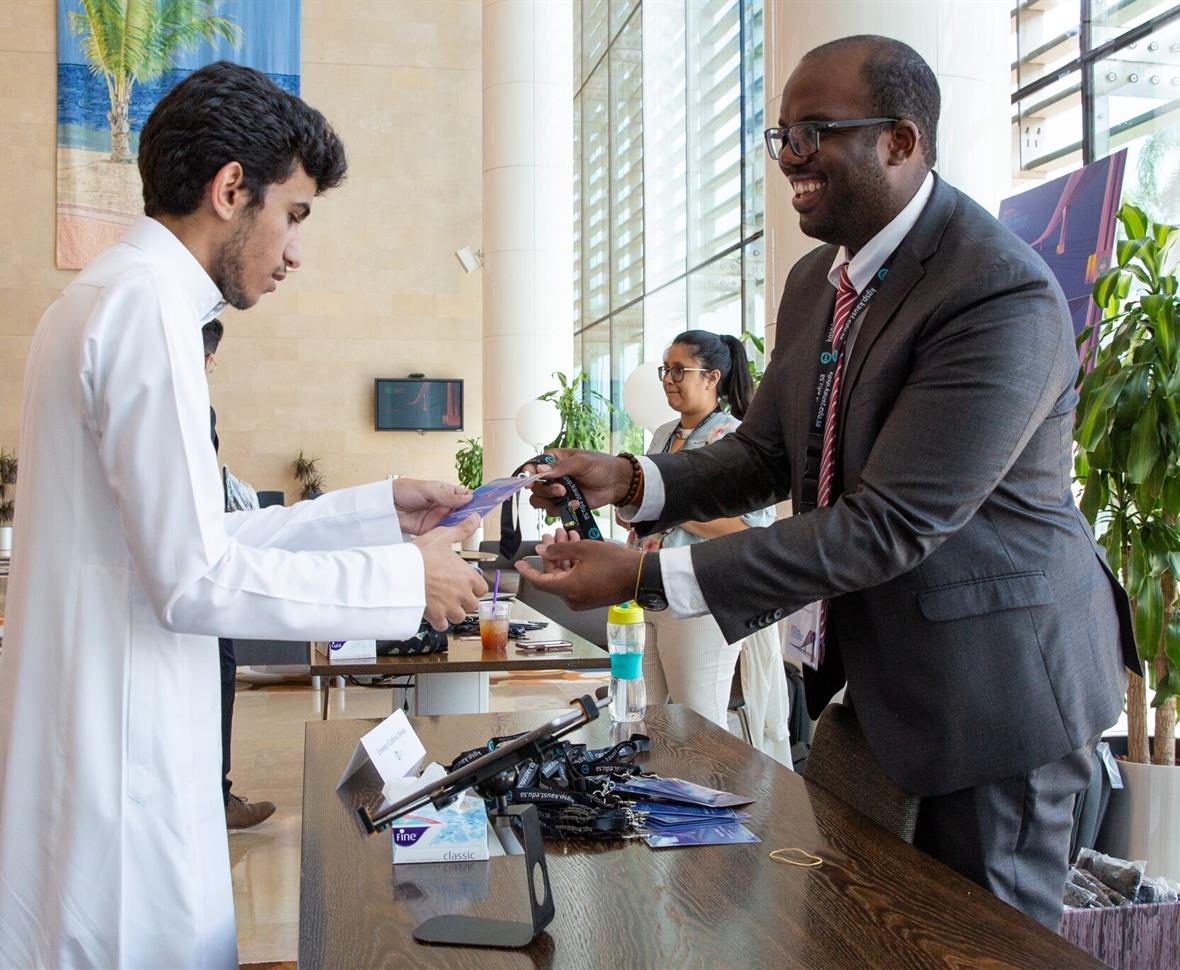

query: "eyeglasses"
left=763, top=118, right=899, bottom=160
left=658, top=365, right=710, bottom=383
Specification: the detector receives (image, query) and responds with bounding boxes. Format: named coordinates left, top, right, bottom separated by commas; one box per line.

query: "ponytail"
left=719, top=334, right=753, bottom=419
left=670, top=329, right=754, bottom=420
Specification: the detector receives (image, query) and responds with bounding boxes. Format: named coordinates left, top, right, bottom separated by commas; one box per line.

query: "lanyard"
left=797, top=263, right=891, bottom=513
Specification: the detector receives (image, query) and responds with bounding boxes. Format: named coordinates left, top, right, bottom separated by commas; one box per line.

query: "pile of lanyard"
left=446, top=732, right=653, bottom=840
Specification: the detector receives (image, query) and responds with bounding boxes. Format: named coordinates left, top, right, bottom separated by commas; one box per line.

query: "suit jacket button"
left=773, top=609, right=785, bottom=619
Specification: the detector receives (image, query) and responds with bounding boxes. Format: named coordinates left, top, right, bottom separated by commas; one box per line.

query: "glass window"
left=1012, top=0, right=1080, bottom=90
left=584, top=0, right=609, bottom=79
left=1011, top=2, right=1180, bottom=174
left=610, top=308, right=646, bottom=491
left=1090, top=0, right=1180, bottom=45
left=1089, top=16, right=1180, bottom=161
left=581, top=69, right=610, bottom=326
left=575, top=0, right=765, bottom=448
left=641, top=0, right=688, bottom=292
left=688, top=255, right=743, bottom=336
left=610, top=0, right=638, bottom=38
left=1015, top=72, right=1084, bottom=174
left=741, top=0, right=765, bottom=242
left=686, top=0, right=744, bottom=268
left=1121, top=120, right=1180, bottom=225
left=610, top=12, right=644, bottom=309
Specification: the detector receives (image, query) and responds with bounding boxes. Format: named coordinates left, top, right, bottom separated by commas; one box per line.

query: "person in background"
left=203, top=318, right=276, bottom=829
left=634, top=331, right=790, bottom=759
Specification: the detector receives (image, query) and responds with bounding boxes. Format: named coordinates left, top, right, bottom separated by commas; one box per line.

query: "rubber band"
left=769, top=847, right=823, bottom=868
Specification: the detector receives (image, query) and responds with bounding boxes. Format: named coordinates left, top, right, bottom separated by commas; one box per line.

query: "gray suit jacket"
left=640, top=175, right=1137, bottom=796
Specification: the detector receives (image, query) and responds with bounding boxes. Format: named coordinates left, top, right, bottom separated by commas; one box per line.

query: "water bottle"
left=607, top=602, right=646, bottom=722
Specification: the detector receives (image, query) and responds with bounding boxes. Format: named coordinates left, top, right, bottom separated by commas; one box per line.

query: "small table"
left=308, top=601, right=609, bottom=718
left=299, top=705, right=1102, bottom=970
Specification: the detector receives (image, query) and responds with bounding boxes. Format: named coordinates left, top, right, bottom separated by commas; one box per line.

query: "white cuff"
left=660, top=546, right=709, bottom=619
left=618, top=455, right=665, bottom=523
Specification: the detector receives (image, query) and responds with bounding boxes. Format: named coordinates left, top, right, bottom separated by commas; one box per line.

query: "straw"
left=492, top=569, right=502, bottom=606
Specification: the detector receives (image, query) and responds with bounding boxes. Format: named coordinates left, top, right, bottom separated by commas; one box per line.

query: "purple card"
left=643, top=823, right=761, bottom=848
left=436, top=475, right=545, bottom=528
left=614, top=776, right=754, bottom=808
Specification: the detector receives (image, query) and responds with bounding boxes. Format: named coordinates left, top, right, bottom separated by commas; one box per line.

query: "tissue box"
left=317, top=639, right=376, bottom=660
left=392, top=791, right=491, bottom=864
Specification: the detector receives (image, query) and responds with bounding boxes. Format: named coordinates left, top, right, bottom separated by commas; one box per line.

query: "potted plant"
left=454, top=437, right=483, bottom=491
left=539, top=370, right=612, bottom=451
left=539, top=371, right=613, bottom=533
left=1075, top=202, right=1179, bottom=877
left=292, top=450, right=325, bottom=501
left=454, top=437, right=484, bottom=550
left=0, top=449, right=15, bottom=555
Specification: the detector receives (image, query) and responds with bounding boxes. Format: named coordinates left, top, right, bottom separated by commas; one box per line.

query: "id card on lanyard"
left=785, top=261, right=891, bottom=670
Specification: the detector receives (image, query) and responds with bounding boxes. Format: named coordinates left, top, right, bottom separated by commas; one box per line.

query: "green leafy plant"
left=69, top=0, right=241, bottom=163
left=292, top=450, right=325, bottom=501
left=1075, top=202, right=1179, bottom=767
left=741, top=331, right=766, bottom=388
left=454, top=437, right=483, bottom=491
left=538, top=371, right=612, bottom=451
left=0, top=449, right=16, bottom=527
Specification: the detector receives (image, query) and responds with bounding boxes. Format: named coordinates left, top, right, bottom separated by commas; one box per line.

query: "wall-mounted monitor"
left=374, top=378, right=464, bottom=432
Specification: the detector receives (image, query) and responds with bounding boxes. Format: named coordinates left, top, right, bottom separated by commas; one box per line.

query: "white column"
left=482, top=0, right=574, bottom=537
left=762, top=1, right=1010, bottom=349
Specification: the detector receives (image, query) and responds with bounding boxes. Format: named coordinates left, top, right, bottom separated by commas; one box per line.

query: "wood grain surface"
left=299, top=705, right=1104, bottom=970
left=307, top=601, right=609, bottom=676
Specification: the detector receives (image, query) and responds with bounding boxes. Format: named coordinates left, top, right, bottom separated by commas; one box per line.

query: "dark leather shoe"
left=225, top=793, right=276, bottom=830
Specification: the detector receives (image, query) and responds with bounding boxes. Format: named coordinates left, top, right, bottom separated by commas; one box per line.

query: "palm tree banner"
left=55, top=0, right=301, bottom=269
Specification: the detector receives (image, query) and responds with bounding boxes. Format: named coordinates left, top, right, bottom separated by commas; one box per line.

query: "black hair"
left=138, top=61, right=347, bottom=217
left=202, top=318, right=224, bottom=356
left=805, top=35, right=940, bottom=167
left=671, top=330, right=754, bottom=420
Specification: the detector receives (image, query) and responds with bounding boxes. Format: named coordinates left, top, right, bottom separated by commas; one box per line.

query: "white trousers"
left=643, top=611, right=742, bottom=729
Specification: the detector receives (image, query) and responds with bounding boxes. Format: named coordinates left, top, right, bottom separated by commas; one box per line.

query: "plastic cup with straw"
left=479, top=569, right=510, bottom=650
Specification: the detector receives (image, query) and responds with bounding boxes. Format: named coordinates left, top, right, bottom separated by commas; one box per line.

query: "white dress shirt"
left=626, top=173, right=935, bottom=617
left=0, top=216, right=426, bottom=970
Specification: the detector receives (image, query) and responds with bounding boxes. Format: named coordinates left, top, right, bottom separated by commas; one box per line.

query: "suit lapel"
left=836, top=178, right=959, bottom=434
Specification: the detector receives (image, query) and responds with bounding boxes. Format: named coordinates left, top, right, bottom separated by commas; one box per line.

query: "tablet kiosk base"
left=412, top=803, right=553, bottom=948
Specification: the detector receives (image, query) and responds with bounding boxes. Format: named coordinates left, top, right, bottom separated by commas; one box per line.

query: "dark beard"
left=800, top=135, right=896, bottom=252
left=212, top=211, right=255, bottom=310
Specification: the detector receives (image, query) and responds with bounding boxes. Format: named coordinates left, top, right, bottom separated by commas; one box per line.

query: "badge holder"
left=357, top=696, right=603, bottom=949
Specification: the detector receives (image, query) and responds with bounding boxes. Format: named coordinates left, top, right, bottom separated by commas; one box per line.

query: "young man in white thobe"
left=0, top=61, right=486, bottom=969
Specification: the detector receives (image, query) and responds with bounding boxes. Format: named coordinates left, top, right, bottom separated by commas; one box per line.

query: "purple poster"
left=998, top=151, right=1126, bottom=360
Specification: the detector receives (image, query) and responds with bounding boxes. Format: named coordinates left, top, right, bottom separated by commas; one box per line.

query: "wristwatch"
left=635, top=550, right=669, bottom=612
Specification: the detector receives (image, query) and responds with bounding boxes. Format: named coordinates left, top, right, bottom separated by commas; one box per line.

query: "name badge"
left=784, top=601, right=820, bottom=670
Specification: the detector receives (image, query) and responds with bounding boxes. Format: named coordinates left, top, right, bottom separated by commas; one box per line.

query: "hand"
left=523, top=449, right=634, bottom=515
left=393, top=478, right=472, bottom=535
left=412, top=514, right=488, bottom=630
left=515, top=538, right=641, bottom=611
left=535, top=528, right=580, bottom=573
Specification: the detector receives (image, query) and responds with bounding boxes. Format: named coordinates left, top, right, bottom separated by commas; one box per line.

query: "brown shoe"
left=225, top=793, right=276, bottom=830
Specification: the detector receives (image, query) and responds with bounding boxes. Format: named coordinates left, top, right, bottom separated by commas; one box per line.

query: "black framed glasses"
left=763, top=118, right=899, bottom=160
left=658, top=365, right=710, bottom=383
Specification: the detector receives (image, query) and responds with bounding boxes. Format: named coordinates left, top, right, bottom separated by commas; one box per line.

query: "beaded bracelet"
left=617, top=452, right=644, bottom=507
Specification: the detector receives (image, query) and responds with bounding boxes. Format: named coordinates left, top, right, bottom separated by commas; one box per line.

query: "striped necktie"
left=815, top=263, right=858, bottom=662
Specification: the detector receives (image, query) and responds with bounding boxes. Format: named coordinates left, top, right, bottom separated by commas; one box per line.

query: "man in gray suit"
left=519, top=35, right=1138, bottom=929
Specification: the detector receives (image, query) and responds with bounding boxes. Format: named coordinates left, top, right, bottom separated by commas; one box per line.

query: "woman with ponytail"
left=631, top=330, right=789, bottom=758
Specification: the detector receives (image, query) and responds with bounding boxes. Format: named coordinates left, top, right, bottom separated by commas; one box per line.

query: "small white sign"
left=336, top=708, right=426, bottom=790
